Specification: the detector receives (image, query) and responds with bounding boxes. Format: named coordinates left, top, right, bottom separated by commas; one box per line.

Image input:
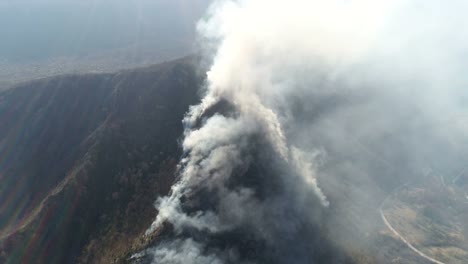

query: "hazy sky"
left=0, top=0, right=211, bottom=62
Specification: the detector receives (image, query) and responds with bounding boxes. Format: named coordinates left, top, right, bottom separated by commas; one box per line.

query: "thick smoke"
left=142, top=0, right=468, bottom=263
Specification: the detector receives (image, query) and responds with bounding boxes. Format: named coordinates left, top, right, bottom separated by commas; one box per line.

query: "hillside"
left=0, top=56, right=461, bottom=264
left=0, top=57, right=202, bottom=263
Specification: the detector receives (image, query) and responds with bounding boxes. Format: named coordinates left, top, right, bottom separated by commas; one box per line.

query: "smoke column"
left=140, top=0, right=468, bottom=263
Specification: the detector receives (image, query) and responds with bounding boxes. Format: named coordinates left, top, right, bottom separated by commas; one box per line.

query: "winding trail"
left=0, top=163, right=83, bottom=241
left=379, top=183, right=445, bottom=264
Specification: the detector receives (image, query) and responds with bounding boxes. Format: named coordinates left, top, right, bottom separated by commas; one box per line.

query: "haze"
left=1, top=1, right=468, bottom=263
left=0, top=0, right=211, bottom=62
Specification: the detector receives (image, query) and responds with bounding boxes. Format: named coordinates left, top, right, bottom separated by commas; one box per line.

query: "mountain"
left=0, top=56, right=461, bottom=264
left=0, top=57, right=202, bottom=263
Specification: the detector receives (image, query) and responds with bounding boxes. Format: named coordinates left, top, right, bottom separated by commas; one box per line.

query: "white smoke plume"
left=145, top=239, right=223, bottom=264
left=143, top=0, right=468, bottom=263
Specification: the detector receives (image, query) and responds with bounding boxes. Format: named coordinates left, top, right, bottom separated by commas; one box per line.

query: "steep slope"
left=0, top=56, right=439, bottom=264
left=0, top=57, right=202, bottom=263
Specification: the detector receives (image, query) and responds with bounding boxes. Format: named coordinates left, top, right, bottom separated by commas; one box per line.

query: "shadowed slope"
left=0, top=57, right=202, bottom=263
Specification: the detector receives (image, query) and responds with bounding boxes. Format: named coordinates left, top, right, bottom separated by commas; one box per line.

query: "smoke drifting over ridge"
left=141, top=0, right=468, bottom=263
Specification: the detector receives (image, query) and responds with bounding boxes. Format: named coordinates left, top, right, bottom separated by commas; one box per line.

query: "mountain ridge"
left=0, top=56, right=203, bottom=263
